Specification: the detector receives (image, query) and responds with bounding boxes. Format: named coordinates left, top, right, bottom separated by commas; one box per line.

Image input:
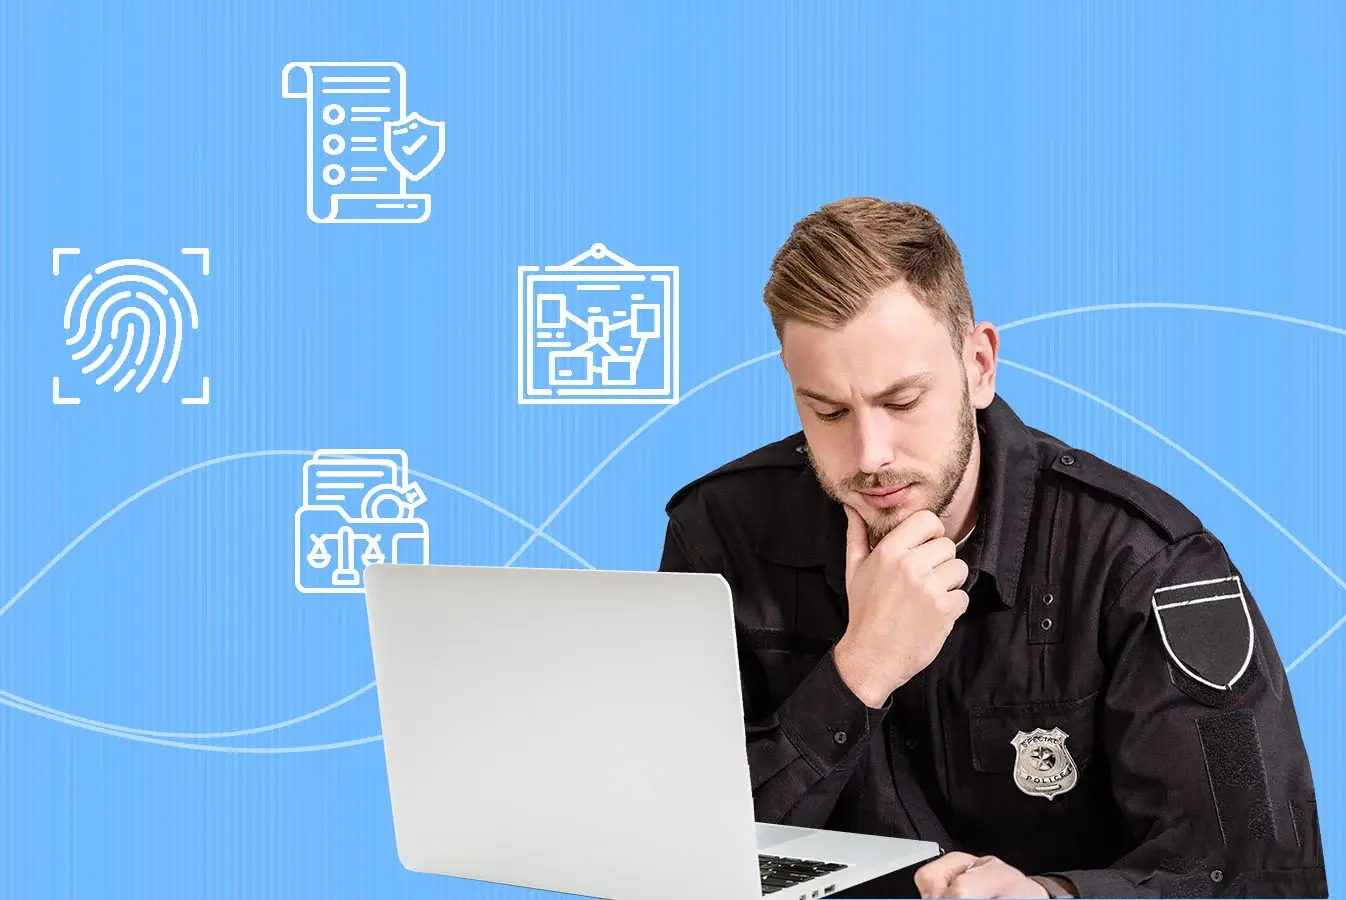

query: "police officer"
left=658, top=198, right=1327, bottom=898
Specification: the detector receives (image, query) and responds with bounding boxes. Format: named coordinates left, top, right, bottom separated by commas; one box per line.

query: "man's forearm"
left=748, top=649, right=889, bottom=825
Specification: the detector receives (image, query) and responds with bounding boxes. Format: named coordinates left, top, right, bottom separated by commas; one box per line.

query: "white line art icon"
left=518, top=243, right=679, bottom=404
left=52, top=248, right=210, bottom=405
left=294, top=449, right=430, bottom=594
left=282, top=62, right=445, bottom=224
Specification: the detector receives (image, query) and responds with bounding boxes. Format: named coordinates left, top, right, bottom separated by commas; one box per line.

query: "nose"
left=853, top=408, right=897, bottom=474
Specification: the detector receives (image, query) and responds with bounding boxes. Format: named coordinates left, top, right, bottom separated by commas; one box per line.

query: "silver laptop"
left=363, top=563, right=940, bottom=900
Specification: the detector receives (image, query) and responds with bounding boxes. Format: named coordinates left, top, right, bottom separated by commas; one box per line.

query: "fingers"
left=942, top=858, right=1027, bottom=899
left=914, top=851, right=979, bottom=899
left=886, top=508, right=946, bottom=551
left=919, top=855, right=1040, bottom=900
left=843, top=505, right=870, bottom=577
left=905, top=535, right=958, bottom=573
left=932, top=556, right=971, bottom=591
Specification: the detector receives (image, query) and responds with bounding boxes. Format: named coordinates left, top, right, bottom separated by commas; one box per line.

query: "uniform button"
left=1060, top=454, right=1076, bottom=466
left=905, top=737, right=919, bottom=750
left=1042, top=593, right=1054, bottom=605
left=1210, top=869, right=1224, bottom=883
left=1040, top=617, right=1053, bottom=630
left=833, top=730, right=848, bottom=744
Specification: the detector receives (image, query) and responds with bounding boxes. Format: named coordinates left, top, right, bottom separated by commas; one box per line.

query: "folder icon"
left=293, top=449, right=430, bottom=594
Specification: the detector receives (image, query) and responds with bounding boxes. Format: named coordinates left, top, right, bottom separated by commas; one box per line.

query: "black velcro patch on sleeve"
left=1196, top=709, right=1277, bottom=842
left=1168, top=650, right=1260, bottom=709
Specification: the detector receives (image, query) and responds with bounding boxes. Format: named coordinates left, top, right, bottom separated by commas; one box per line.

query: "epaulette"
left=664, top=432, right=809, bottom=514
left=1044, top=445, right=1203, bottom=543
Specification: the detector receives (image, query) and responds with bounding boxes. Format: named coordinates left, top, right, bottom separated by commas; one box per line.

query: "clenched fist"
left=832, top=506, right=970, bottom=708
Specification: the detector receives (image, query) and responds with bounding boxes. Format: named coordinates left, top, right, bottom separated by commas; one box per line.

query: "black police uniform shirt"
left=658, top=395, right=1327, bottom=899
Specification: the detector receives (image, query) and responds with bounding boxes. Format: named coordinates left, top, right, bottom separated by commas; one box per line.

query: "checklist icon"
left=282, top=61, right=445, bottom=224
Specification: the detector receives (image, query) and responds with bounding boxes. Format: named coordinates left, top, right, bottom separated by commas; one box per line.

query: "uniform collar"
left=757, top=394, right=1041, bottom=610
left=956, top=394, right=1042, bottom=608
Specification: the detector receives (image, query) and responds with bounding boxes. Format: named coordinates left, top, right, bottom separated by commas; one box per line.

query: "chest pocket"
left=968, top=693, right=1097, bottom=779
left=953, top=692, right=1108, bottom=873
left=739, top=628, right=826, bottom=715
left=737, top=569, right=844, bottom=715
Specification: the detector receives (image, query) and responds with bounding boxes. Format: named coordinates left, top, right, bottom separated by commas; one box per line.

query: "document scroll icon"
left=294, top=449, right=430, bottom=594
left=282, top=62, right=445, bottom=224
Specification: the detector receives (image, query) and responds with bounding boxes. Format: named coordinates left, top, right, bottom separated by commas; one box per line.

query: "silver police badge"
left=1010, top=727, right=1078, bottom=800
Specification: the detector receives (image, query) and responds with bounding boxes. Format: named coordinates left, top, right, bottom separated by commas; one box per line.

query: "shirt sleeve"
left=1042, top=530, right=1328, bottom=898
left=658, top=514, right=891, bottom=826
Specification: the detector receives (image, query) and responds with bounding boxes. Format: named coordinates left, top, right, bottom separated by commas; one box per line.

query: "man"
left=658, top=198, right=1327, bottom=898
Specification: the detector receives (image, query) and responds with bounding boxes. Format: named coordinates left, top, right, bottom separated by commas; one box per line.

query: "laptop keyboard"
left=759, top=853, right=849, bottom=894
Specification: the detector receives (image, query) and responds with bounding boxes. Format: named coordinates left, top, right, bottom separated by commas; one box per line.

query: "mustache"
left=801, top=446, right=924, bottom=496
left=842, top=470, right=922, bottom=492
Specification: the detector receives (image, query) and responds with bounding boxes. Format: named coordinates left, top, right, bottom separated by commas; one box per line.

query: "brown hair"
left=763, top=198, right=974, bottom=347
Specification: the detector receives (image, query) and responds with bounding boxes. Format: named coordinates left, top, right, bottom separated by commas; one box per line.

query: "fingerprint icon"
left=63, top=258, right=200, bottom=393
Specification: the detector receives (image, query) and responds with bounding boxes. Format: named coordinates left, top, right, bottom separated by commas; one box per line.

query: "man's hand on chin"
left=914, top=852, right=1072, bottom=899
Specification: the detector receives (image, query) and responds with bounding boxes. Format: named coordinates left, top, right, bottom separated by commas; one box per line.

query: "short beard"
left=806, top=376, right=976, bottom=546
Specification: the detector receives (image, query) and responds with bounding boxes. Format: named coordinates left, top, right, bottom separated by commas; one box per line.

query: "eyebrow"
left=795, top=371, right=934, bottom=407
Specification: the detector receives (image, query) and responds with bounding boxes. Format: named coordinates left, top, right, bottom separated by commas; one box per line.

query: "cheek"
left=801, top=429, right=849, bottom=478
left=894, top=409, right=954, bottom=468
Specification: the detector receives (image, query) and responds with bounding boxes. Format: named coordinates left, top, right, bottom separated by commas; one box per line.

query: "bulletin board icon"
left=517, top=243, right=679, bottom=405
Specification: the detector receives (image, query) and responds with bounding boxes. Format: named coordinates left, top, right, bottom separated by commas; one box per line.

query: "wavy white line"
left=0, top=451, right=592, bottom=753
left=4, top=302, right=1340, bottom=752
left=510, top=303, right=1344, bottom=674
left=996, top=301, right=1346, bottom=337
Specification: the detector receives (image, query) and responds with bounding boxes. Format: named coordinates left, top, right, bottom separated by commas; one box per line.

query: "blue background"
left=2, top=1, right=1344, bottom=897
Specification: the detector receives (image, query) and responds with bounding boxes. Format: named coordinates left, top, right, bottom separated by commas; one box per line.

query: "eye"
left=886, top=396, right=921, bottom=412
left=817, top=409, right=847, bottom=422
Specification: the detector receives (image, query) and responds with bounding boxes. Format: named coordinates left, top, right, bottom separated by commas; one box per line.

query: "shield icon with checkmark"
left=384, top=112, right=446, bottom=182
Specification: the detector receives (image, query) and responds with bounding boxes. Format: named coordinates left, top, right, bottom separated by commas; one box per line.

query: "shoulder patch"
left=664, top=432, right=809, bottom=514
left=1152, top=574, right=1256, bottom=696
left=1047, top=447, right=1203, bottom=542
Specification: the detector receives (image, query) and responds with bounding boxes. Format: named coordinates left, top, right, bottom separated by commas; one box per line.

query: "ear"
left=964, top=322, right=999, bottom=409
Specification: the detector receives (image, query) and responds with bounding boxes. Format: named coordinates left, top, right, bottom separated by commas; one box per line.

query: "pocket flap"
left=967, top=692, right=1098, bottom=775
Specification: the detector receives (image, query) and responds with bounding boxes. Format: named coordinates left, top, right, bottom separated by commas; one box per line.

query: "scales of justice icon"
left=294, top=449, right=430, bottom=594
left=308, top=526, right=387, bottom=585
